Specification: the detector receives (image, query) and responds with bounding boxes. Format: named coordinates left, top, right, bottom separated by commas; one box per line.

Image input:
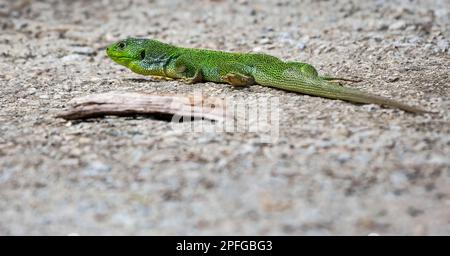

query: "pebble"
left=72, top=46, right=95, bottom=56
left=296, top=42, right=306, bottom=50
left=437, top=39, right=449, bottom=52
left=252, top=46, right=263, bottom=52
left=387, top=76, right=400, bottom=82
left=82, top=161, right=112, bottom=177
left=26, top=88, right=37, bottom=95
left=337, top=153, right=351, bottom=163
left=259, top=38, right=272, bottom=45
left=61, top=54, right=83, bottom=62
left=408, top=36, right=422, bottom=44
left=389, top=20, right=406, bottom=30
left=390, top=172, right=408, bottom=189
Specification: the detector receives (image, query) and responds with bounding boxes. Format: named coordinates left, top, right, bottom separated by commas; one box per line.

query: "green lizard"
left=106, top=38, right=430, bottom=113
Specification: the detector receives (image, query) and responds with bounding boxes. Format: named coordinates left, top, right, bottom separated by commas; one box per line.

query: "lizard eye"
left=140, top=50, right=146, bottom=60
left=117, top=42, right=126, bottom=49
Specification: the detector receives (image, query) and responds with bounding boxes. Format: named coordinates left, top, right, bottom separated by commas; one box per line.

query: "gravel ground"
left=0, top=0, right=449, bottom=235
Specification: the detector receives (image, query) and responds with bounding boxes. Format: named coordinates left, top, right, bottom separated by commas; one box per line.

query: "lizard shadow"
left=123, top=78, right=156, bottom=83
left=67, top=113, right=214, bottom=124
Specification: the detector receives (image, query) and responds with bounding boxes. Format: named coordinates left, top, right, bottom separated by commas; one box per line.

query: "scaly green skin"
left=106, top=38, right=429, bottom=113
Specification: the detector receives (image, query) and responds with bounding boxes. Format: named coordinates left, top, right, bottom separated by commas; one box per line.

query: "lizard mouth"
left=110, top=56, right=133, bottom=61
left=107, top=53, right=135, bottom=66
left=106, top=47, right=135, bottom=63
left=107, top=51, right=133, bottom=60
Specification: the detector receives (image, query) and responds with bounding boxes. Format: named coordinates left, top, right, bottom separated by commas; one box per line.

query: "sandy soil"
left=0, top=0, right=449, bottom=235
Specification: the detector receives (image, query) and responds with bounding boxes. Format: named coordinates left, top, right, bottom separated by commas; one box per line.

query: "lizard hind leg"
left=171, top=57, right=203, bottom=84
left=221, top=72, right=255, bottom=86
left=217, top=62, right=255, bottom=86
left=285, top=61, right=361, bottom=84
left=285, top=62, right=319, bottom=77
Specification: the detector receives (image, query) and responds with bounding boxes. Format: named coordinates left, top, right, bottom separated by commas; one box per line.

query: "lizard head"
left=106, top=38, right=177, bottom=76
left=106, top=38, right=147, bottom=67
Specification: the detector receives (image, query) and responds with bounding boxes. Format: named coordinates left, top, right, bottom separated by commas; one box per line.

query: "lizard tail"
left=254, top=72, right=431, bottom=114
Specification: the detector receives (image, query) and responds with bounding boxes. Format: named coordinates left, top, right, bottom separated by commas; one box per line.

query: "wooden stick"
left=57, top=91, right=231, bottom=121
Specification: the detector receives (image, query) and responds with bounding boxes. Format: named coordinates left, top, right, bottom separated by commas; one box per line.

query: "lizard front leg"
left=179, top=68, right=203, bottom=84
left=167, top=56, right=203, bottom=84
